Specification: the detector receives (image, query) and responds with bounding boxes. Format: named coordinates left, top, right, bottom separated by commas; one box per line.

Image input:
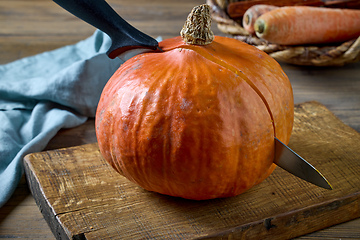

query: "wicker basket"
left=207, top=0, right=360, bottom=66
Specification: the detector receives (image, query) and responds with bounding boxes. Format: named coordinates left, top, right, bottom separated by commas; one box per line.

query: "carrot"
left=227, top=0, right=326, bottom=19
left=254, top=6, right=360, bottom=45
left=242, top=4, right=278, bottom=35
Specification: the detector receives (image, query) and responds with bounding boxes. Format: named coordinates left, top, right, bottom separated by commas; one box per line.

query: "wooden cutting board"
left=24, top=101, right=360, bottom=240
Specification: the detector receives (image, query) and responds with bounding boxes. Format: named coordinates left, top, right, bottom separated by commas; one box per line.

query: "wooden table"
left=0, top=0, right=359, bottom=239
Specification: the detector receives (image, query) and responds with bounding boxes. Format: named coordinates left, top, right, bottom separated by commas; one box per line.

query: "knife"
left=53, top=0, right=332, bottom=190
left=275, top=137, right=332, bottom=190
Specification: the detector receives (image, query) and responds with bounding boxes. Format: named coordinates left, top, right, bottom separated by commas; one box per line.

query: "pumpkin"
left=95, top=4, right=294, bottom=200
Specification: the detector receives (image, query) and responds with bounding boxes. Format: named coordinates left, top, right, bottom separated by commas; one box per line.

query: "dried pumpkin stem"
left=180, top=4, right=214, bottom=45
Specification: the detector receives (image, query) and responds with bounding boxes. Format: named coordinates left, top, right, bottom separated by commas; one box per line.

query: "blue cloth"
left=0, top=30, right=123, bottom=207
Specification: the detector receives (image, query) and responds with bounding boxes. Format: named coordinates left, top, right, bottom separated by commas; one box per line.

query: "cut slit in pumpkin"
left=160, top=43, right=277, bottom=139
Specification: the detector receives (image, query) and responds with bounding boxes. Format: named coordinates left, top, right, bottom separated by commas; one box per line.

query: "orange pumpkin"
left=95, top=5, right=294, bottom=200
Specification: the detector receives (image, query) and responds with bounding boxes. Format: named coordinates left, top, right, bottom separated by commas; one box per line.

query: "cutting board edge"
left=24, top=154, right=77, bottom=240
left=197, top=191, right=360, bottom=240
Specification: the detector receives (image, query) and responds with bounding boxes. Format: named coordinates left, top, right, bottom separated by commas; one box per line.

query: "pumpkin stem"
left=180, top=4, right=214, bottom=45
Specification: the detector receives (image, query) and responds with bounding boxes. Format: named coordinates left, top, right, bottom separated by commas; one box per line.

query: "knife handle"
left=53, top=0, right=159, bottom=58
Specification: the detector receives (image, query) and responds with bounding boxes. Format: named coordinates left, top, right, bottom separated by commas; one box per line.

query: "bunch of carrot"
left=242, top=4, right=360, bottom=45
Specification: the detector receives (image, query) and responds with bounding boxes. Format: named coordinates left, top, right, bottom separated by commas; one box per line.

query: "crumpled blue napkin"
left=0, top=30, right=123, bottom=207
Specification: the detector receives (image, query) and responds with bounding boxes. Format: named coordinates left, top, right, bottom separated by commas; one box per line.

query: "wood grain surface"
left=1, top=0, right=360, bottom=239
left=24, top=102, right=360, bottom=239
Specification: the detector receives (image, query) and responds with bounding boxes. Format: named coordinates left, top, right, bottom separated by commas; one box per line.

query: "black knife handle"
left=53, top=0, right=159, bottom=58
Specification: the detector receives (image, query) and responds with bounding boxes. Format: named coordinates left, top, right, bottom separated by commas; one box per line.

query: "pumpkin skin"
left=95, top=36, right=294, bottom=200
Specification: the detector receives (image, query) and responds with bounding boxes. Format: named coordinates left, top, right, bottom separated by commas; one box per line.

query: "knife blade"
left=274, top=137, right=332, bottom=190
left=53, top=0, right=160, bottom=61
